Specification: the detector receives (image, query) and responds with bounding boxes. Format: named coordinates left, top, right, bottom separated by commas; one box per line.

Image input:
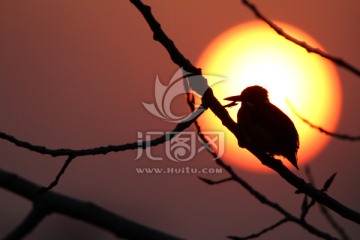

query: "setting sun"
left=196, top=21, right=342, bottom=173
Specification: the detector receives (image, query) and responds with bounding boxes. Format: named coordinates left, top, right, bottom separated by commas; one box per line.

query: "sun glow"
left=196, top=21, right=342, bottom=173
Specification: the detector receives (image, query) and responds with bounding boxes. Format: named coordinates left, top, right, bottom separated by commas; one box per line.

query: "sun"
left=195, top=21, right=342, bottom=173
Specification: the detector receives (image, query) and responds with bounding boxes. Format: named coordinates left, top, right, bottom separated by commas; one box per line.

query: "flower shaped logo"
left=143, top=68, right=224, bottom=122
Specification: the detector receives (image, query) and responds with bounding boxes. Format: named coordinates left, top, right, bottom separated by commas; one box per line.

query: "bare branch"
left=198, top=139, right=338, bottom=239
left=318, top=205, right=351, bottom=240
left=241, top=0, right=360, bottom=77
left=198, top=176, right=233, bottom=185
left=0, top=168, right=181, bottom=240
left=131, top=0, right=360, bottom=224
left=130, top=0, right=200, bottom=75
left=0, top=106, right=206, bottom=192
left=0, top=106, right=205, bottom=158
left=5, top=207, right=47, bottom=240
left=287, top=100, right=360, bottom=141
left=193, top=94, right=338, bottom=239
left=41, top=155, right=76, bottom=193
left=305, top=167, right=351, bottom=240
left=301, top=170, right=337, bottom=220
left=228, top=218, right=288, bottom=240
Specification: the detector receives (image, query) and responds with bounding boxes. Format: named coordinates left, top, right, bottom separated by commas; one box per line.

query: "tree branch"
left=0, top=168, right=181, bottom=240
left=129, top=0, right=360, bottom=224
left=301, top=171, right=337, bottom=220
left=0, top=106, right=205, bottom=158
left=241, top=0, right=360, bottom=77
left=228, top=218, right=288, bottom=240
left=41, top=155, right=76, bottom=193
left=5, top=207, right=47, bottom=240
left=199, top=156, right=339, bottom=239
left=287, top=100, right=360, bottom=141
left=305, top=167, right=351, bottom=240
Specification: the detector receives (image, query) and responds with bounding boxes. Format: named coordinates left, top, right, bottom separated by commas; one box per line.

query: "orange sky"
left=0, top=1, right=359, bottom=239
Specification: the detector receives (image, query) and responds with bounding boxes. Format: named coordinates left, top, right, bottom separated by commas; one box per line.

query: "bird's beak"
left=224, top=95, right=242, bottom=102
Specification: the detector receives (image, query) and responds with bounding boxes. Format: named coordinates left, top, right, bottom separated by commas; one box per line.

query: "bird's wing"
left=251, top=103, right=299, bottom=150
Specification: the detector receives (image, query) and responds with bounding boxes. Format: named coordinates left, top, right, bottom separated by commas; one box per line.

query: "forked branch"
left=130, top=0, right=360, bottom=224
left=0, top=168, right=180, bottom=240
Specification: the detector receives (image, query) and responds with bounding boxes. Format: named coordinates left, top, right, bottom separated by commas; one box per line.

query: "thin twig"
left=228, top=218, right=288, bottom=240
left=131, top=0, right=360, bottom=224
left=0, top=106, right=205, bottom=158
left=198, top=176, right=233, bottom=185
left=41, top=155, right=76, bottom=193
left=241, top=0, right=360, bottom=77
left=287, top=100, right=360, bottom=141
left=301, top=170, right=337, bottom=220
left=0, top=106, right=205, bottom=192
left=190, top=87, right=337, bottom=239
left=305, top=167, right=351, bottom=240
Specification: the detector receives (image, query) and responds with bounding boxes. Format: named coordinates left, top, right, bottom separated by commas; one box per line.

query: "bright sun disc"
left=196, top=21, right=342, bottom=173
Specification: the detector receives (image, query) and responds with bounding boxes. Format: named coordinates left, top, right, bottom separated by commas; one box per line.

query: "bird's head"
left=224, top=85, right=269, bottom=104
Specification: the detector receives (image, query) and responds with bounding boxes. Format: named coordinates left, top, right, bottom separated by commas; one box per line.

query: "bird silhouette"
left=224, top=85, right=299, bottom=169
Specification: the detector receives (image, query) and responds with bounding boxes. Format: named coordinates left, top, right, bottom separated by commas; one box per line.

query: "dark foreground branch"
left=0, top=168, right=181, bottom=240
left=1, top=107, right=205, bottom=191
left=5, top=208, right=47, bottom=240
left=130, top=0, right=360, bottom=224
left=305, top=167, right=351, bottom=240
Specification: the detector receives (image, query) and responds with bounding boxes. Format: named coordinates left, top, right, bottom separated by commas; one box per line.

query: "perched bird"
left=224, top=85, right=299, bottom=169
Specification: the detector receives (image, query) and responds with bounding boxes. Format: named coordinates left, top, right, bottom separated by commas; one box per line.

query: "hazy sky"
left=1, top=1, right=359, bottom=239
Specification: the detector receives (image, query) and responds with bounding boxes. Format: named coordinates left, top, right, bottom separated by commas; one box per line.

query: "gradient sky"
left=1, top=1, right=359, bottom=239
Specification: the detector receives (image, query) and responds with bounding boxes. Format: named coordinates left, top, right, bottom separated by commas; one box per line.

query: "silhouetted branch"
left=0, top=106, right=205, bottom=158
left=198, top=176, right=233, bottom=185
left=41, top=155, right=76, bottom=193
left=241, top=0, right=360, bottom=77
left=5, top=208, right=47, bottom=240
left=0, top=107, right=205, bottom=191
left=287, top=100, right=360, bottom=141
left=2, top=1, right=357, bottom=239
left=228, top=218, right=288, bottom=240
left=191, top=86, right=339, bottom=239
left=0, top=168, right=181, bottom=240
left=197, top=137, right=338, bottom=239
left=203, top=87, right=360, bottom=225
left=318, top=205, right=351, bottom=240
left=131, top=0, right=360, bottom=224
left=130, top=0, right=200, bottom=75
left=301, top=171, right=337, bottom=219
left=305, top=167, right=351, bottom=240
